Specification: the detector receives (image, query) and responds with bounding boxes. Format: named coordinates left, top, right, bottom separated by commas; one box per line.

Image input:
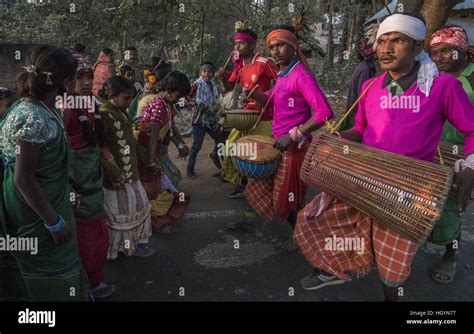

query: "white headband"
left=375, top=14, right=438, bottom=97
left=376, top=13, right=426, bottom=41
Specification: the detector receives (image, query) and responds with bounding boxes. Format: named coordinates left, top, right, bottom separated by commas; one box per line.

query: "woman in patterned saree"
left=98, top=76, right=156, bottom=260
left=136, top=71, right=191, bottom=233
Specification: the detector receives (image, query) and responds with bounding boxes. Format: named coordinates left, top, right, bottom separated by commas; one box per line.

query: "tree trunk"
left=327, top=3, right=334, bottom=69
left=200, top=10, right=205, bottom=65
left=121, top=29, right=126, bottom=57
left=265, top=0, right=272, bottom=32
left=352, top=8, right=362, bottom=46
left=339, top=9, right=350, bottom=64
left=347, top=15, right=355, bottom=54
left=397, top=0, right=462, bottom=48
left=347, top=0, right=365, bottom=56
left=421, top=0, right=463, bottom=47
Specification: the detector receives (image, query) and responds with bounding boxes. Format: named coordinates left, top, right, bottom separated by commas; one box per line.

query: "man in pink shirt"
left=245, top=26, right=333, bottom=251
left=294, top=13, right=474, bottom=301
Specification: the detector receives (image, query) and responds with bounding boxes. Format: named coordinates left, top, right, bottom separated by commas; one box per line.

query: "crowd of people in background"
left=0, top=12, right=473, bottom=302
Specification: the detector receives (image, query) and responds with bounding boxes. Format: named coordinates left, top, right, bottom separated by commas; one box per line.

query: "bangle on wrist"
left=177, top=143, right=185, bottom=150
left=289, top=126, right=305, bottom=143
left=44, top=215, right=65, bottom=233
left=147, top=162, right=156, bottom=168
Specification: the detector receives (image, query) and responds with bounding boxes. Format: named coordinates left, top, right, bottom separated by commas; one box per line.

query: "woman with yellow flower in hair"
left=135, top=71, right=159, bottom=124
left=135, top=71, right=192, bottom=234
left=131, top=59, right=173, bottom=125
left=136, top=61, right=185, bottom=186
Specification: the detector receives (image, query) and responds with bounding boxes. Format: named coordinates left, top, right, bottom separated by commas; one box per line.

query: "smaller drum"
left=225, top=109, right=262, bottom=131
left=231, top=135, right=281, bottom=178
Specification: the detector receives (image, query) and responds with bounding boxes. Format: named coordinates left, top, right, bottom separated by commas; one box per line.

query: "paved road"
left=105, top=135, right=474, bottom=302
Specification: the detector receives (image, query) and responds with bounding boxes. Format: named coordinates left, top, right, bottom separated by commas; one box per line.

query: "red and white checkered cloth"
left=430, top=26, right=474, bottom=62
left=294, top=193, right=419, bottom=287
left=246, top=143, right=308, bottom=223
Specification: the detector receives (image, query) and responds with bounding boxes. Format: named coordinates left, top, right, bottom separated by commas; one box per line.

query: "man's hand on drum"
left=455, top=166, right=474, bottom=215
left=273, top=134, right=293, bottom=152
left=243, top=89, right=267, bottom=106
left=338, top=129, right=362, bottom=143
left=241, top=89, right=254, bottom=104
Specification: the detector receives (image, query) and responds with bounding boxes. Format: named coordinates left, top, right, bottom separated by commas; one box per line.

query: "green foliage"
left=0, top=0, right=373, bottom=90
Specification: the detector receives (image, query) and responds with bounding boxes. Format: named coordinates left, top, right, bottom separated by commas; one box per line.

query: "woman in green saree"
left=0, top=45, right=85, bottom=301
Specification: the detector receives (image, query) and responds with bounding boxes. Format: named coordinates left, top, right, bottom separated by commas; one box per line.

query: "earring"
left=43, top=72, right=53, bottom=85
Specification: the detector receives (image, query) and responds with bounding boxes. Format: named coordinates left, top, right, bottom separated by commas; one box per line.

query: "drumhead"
left=234, top=135, right=280, bottom=162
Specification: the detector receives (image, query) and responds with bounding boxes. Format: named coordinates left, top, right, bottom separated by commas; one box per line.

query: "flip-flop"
left=432, top=260, right=456, bottom=284
left=92, top=283, right=116, bottom=299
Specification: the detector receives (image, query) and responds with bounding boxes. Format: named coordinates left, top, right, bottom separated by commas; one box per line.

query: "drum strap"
left=249, top=89, right=275, bottom=134
left=325, top=78, right=377, bottom=133
left=232, top=72, right=241, bottom=93
left=437, top=146, right=445, bottom=166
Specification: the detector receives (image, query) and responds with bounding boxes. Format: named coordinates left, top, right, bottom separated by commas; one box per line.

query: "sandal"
left=431, top=259, right=456, bottom=284
left=92, top=283, right=116, bottom=299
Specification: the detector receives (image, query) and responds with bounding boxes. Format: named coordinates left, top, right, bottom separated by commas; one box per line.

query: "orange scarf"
left=266, top=29, right=310, bottom=70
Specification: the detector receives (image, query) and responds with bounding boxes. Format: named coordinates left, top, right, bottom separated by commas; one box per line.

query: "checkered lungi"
left=245, top=143, right=308, bottom=223
left=294, top=192, right=420, bottom=287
